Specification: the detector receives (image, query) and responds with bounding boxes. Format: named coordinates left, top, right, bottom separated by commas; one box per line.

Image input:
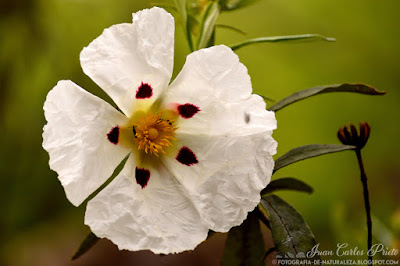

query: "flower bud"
left=337, top=122, right=371, bottom=149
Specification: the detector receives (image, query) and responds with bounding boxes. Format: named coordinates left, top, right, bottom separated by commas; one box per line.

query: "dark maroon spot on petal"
left=178, top=103, right=200, bottom=119
left=135, top=167, right=150, bottom=189
left=136, top=82, right=153, bottom=99
left=176, top=146, right=198, bottom=166
left=107, top=126, right=119, bottom=144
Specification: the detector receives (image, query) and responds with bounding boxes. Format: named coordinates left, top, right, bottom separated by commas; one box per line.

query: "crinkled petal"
left=162, top=44, right=277, bottom=231
left=162, top=131, right=277, bottom=232
left=80, top=7, right=175, bottom=117
left=163, top=45, right=275, bottom=135
left=43, top=80, right=130, bottom=206
left=85, top=154, right=208, bottom=254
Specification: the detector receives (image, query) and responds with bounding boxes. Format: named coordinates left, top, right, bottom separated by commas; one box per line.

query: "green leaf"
left=206, top=28, right=216, bottom=48
left=268, top=83, right=386, bottom=112
left=262, top=177, right=313, bottom=195
left=220, top=0, right=261, bottom=11
left=274, top=144, right=356, bottom=173
left=216, top=24, right=247, bottom=35
left=260, top=94, right=275, bottom=102
left=230, top=34, right=335, bottom=51
left=221, top=211, right=265, bottom=266
left=197, top=1, right=220, bottom=49
left=71, top=231, right=99, bottom=260
left=174, top=0, right=194, bottom=51
left=174, top=0, right=187, bottom=24
left=260, top=195, right=320, bottom=261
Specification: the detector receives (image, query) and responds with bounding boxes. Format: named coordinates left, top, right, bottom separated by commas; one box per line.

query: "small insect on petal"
left=136, top=82, right=153, bottom=99
left=107, top=126, right=119, bottom=144
left=135, top=167, right=150, bottom=189
left=178, top=103, right=200, bottom=119
left=176, top=146, right=198, bottom=166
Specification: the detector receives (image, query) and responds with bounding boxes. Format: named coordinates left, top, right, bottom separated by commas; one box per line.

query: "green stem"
left=186, top=24, right=194, bottom=52
left=355, top=149, right=372, bottom=265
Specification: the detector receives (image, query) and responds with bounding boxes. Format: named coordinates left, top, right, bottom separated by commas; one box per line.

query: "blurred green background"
left=1, top=0, right=399, bottom=265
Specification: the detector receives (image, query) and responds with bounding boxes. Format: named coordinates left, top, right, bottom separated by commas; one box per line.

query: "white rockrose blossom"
left=42, top=7, right=277, bottom=254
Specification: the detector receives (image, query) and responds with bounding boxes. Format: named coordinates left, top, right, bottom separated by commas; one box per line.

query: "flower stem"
left=355, top=149, right=372, bottom=265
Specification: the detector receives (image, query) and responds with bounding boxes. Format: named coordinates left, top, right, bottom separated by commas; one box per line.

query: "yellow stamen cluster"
left=133, top=112, right=177, bottom=156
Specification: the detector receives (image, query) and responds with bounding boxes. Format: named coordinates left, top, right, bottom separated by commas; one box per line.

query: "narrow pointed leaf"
left=262, top=177, right=313, bottom=195
left=216, top=24, right=247, bottom=35
left=71, top=231, right=99, bottom=260
left=220, top=0, right=261, bottom=11
left=222, top=211, right=265, bottom=266
left=274, top=144, right=356, bottom=173
left=260, top=195, right=320, bottom=261
left=197, top=1, right=220, bottom=49
left=206, top=28, right=216, bottom=48
left=174, top=0, right=194, bottom=51
left=269, top=83, right=386, bottom=112
left=174, top=0, right=187, bottom=25
left=260, top=94, right=275, bottom=102
left=230, top=34, right=335, bottom=51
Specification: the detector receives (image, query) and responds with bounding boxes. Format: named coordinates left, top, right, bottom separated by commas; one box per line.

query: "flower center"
left=133, top=112, right=177, bottom=156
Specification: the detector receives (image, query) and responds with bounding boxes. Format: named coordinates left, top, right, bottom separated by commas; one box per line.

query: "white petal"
left=85, top=154, right=208, bottom=254
left=161, top=44, right=277, bottom=231
left=80, top=7, right=175, bottom=117
left=162, top=131, right=277, bottom=232
left=43, top=80, right=130, bottom=206
left=163, top=45, right=275, bottom=135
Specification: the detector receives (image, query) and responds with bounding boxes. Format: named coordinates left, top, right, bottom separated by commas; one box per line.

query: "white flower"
left=42, top=7, right=277, bottom=254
